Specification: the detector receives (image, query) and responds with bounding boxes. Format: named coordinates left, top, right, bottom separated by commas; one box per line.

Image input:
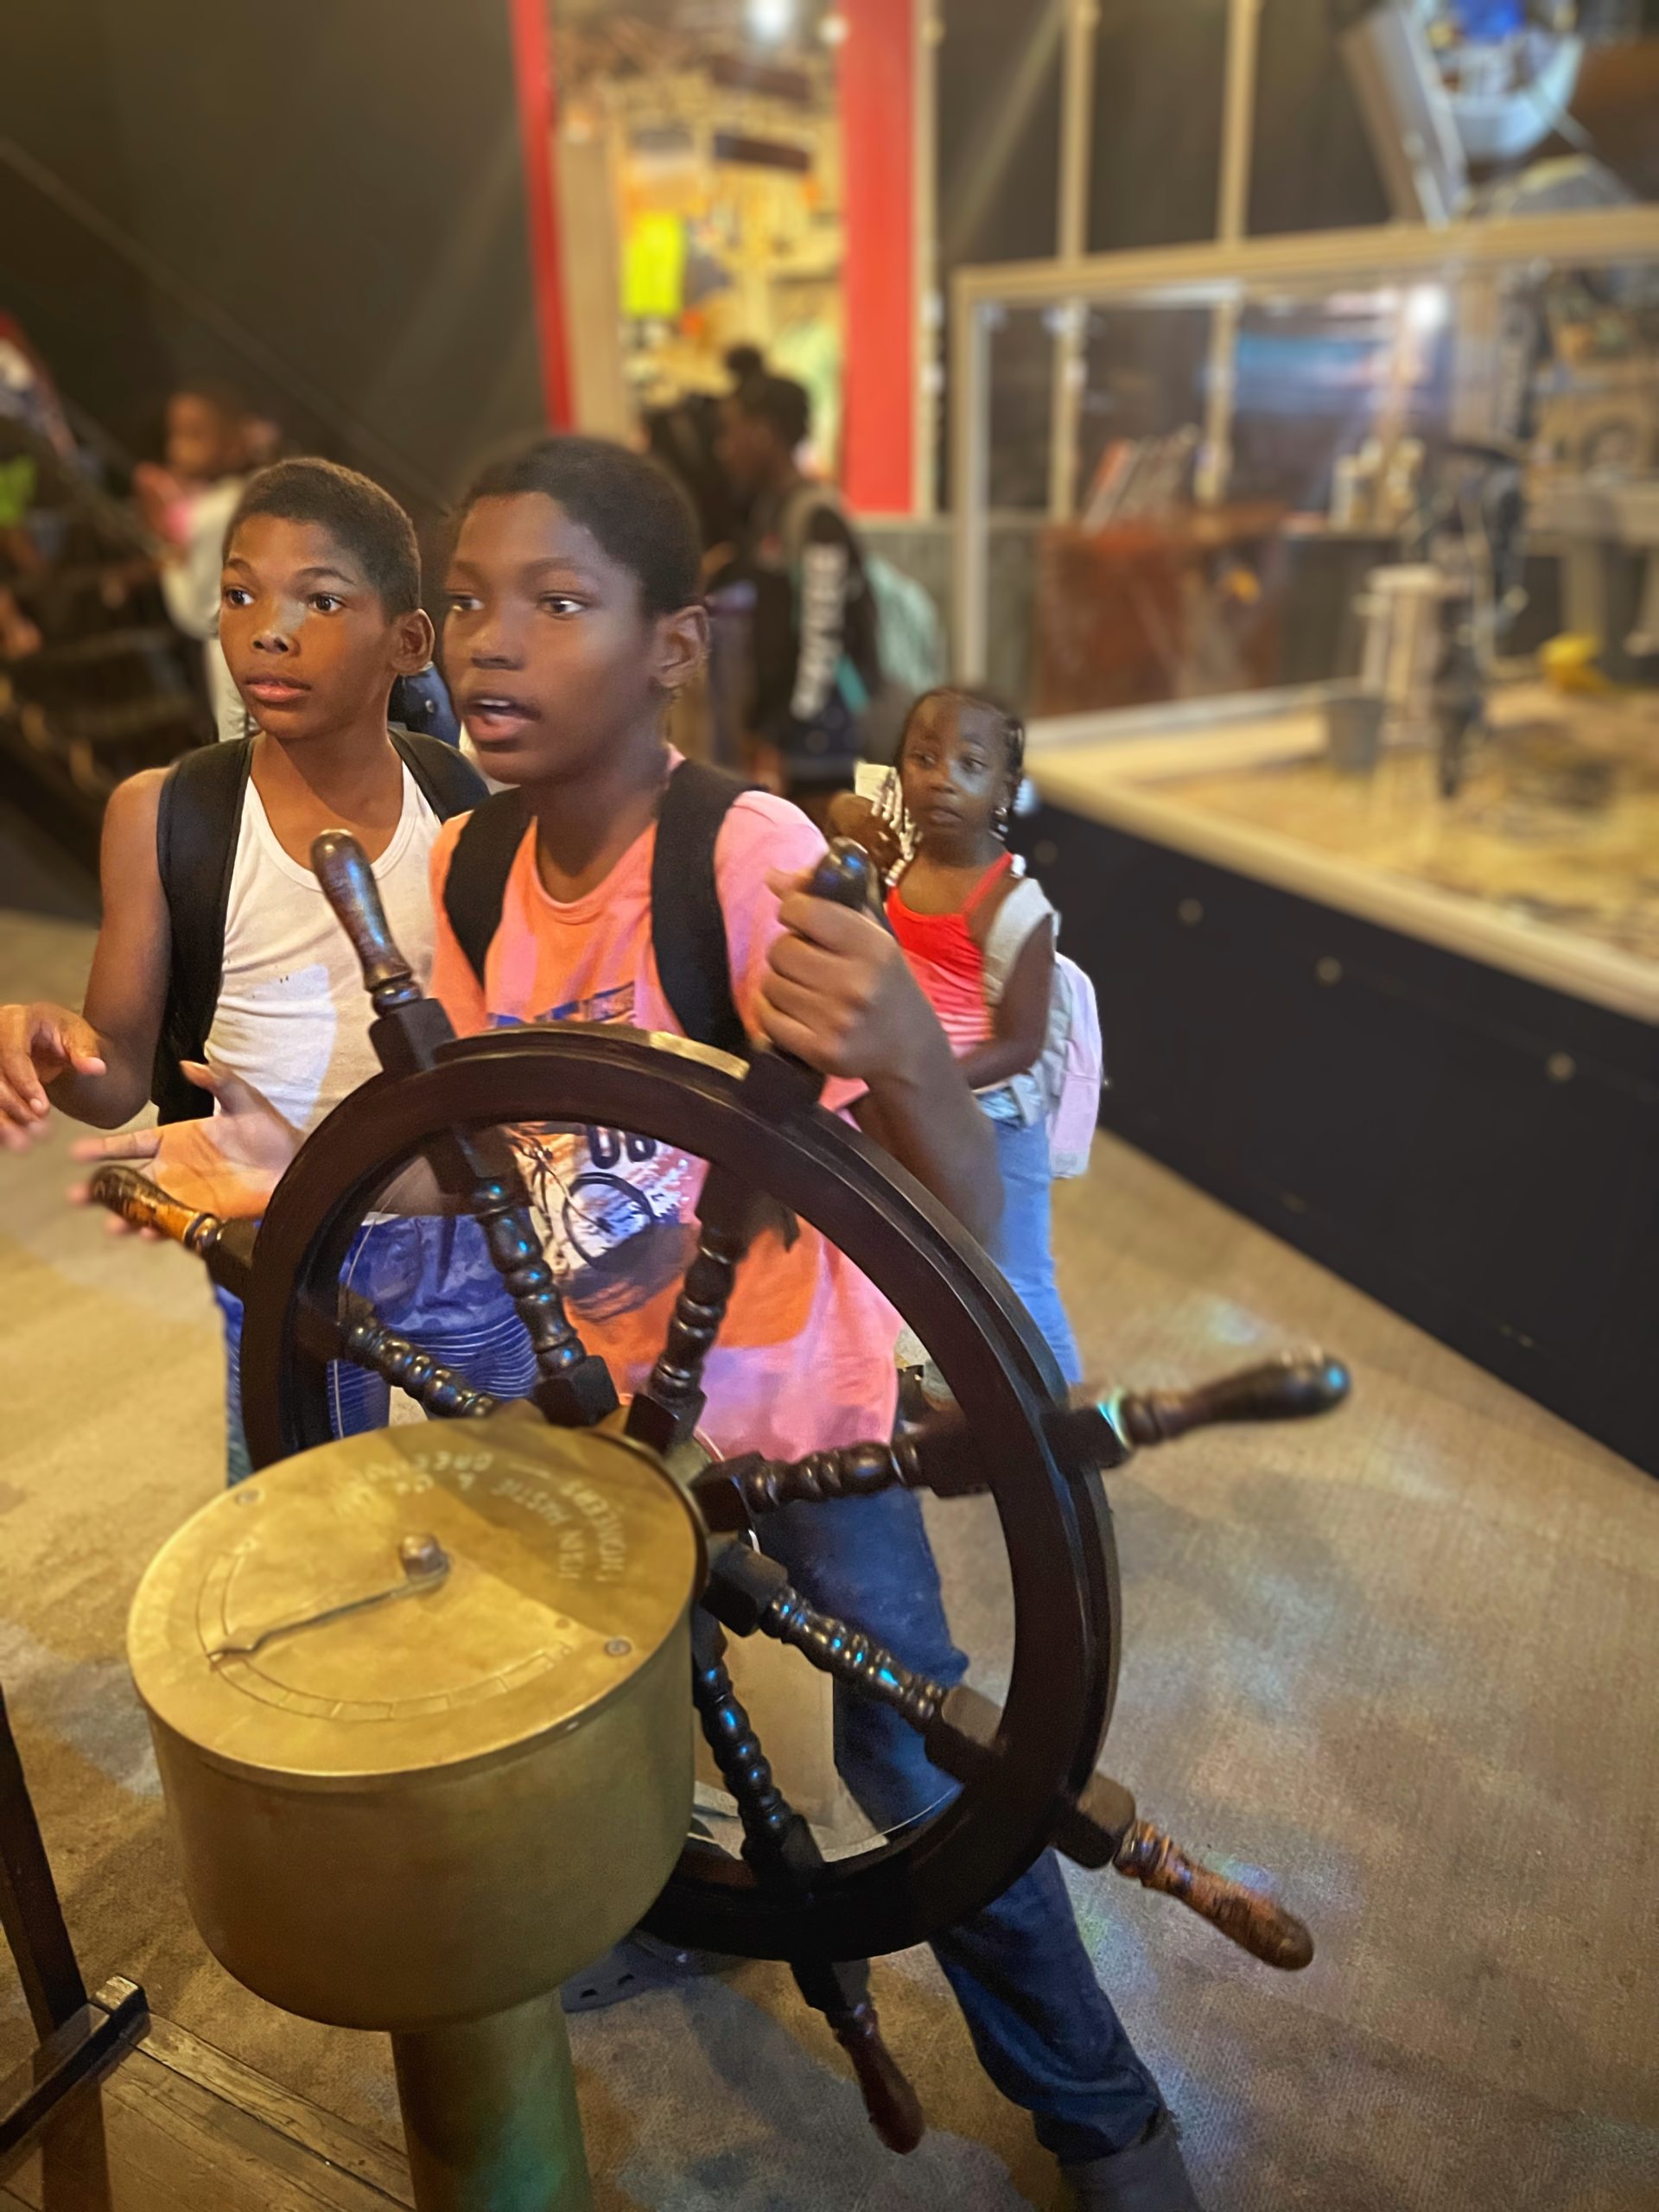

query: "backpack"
left=982, top=875, right=1104, bottom=1179
left=855, top=554, right=948, bottom=767
left=151, top=728, right=486, bottom=1123
left=1041, top=952, right=1104, bottom=1180
left=778, top=487, right=945, bottom=766
left=442, top=760, right=753, bottom=1060
left=862, top=554, right=946, bottom=703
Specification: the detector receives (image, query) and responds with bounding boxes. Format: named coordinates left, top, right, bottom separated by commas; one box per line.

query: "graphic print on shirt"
left=490, top=985, right=699, bottom=1324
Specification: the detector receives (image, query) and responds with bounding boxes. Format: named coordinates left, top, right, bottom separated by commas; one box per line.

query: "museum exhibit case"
left=951, top=207, right=1659, bottom=1471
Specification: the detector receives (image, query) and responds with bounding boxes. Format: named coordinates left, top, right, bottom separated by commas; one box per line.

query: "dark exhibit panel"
left=0, top=0, right=542, bottom=518
left=1017, top=804, right=1659, bottom=1475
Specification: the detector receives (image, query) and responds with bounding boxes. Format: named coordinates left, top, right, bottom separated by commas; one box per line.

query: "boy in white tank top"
left=0, top=459, right=530, bottom=1478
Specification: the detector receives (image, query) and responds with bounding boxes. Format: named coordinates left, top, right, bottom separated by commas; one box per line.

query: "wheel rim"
left=239, top=1027, right=1121, bottom=1961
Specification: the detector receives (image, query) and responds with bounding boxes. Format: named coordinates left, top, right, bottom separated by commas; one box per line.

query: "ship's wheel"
left=95, top=831, right=1346, bottom=2152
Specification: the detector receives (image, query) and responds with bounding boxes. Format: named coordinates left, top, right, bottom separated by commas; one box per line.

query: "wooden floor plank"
left=136, top=2018, right=410, bottom=2200
left=0, top=2031, right=411, bottom=2211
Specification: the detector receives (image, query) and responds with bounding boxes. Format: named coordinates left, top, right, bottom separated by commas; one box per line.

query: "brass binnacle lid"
left=128, top=1408, right=704, bottom=1787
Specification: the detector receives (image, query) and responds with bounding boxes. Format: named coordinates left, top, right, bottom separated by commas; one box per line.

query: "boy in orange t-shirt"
left=429, top=439, right=1184, bottom=2204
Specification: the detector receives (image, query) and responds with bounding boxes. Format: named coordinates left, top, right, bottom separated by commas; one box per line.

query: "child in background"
left=847, top=687, right=1083, bottom=1386
left=134, top=382, right=271, bottom=741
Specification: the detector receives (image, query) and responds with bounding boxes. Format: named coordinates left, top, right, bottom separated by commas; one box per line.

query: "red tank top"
left=886, top=852, right=1013, bottom=1055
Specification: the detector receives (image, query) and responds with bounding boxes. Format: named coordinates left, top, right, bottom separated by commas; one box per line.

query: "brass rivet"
left=1315, top=957, right=1342, bottom=985
left=1178, top=898, right=1203, bottom=925
left=1033, top=840, right=1058, bottom=867
left=605, top=1639, right=632, bottom=1658
left=1545, top=1052, right=1575, bottom=1084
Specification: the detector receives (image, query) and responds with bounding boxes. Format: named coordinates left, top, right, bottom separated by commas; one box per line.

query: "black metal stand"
left=0, top=1682, right=149, bottom=2157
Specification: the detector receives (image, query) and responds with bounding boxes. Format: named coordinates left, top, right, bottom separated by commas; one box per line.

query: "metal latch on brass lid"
left=207, top=1533, right=451, bottom=1660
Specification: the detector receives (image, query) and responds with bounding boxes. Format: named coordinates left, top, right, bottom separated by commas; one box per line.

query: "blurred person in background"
left=642, top=394, right=739, bottom=561
left=722, top=340, right=765, bottom=387
left=715, top=371, right=880, bottom=828
left=134, top=380, right=275, bottom=741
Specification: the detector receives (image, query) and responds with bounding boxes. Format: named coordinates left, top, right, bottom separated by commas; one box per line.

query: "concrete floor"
left=1, top=899, right=1656, bottom=2212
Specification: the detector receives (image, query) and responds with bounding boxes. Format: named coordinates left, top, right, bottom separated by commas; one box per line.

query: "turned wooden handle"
left=754, top=840, right=882, bottom=1102
left=1113, top=1821, right=1314, bottom=1971
left=1114, top=1350, right=1350, bottom=1446
left=806, top=837, right=879, bottom=914
left=832, top=2002, right=925, bottom=2154
left=310, top=830, right=421, bottom=1013
left=88, top=1165, right=218, bottom=1252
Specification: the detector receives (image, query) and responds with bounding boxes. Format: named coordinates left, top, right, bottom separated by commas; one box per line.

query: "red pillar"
left=839, top=0, right=917, bottom=515
left=507, top=0, right=573, bottom=429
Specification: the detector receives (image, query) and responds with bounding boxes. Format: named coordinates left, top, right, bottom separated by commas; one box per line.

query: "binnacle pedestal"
left=126, top=1406, right=704, bottom=2212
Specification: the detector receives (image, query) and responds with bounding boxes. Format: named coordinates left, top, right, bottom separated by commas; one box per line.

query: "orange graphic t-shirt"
left=428, top=785, right=899, bottom=1463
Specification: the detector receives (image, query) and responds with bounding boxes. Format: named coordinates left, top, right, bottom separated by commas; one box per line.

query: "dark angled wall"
left=937, top=0, right=1395, bottom=275
left=936, top=1, right=1065, bottom=274
left=1248, top=0, right=1390, bottom=237
left=0, top=0, right=543, bottom=522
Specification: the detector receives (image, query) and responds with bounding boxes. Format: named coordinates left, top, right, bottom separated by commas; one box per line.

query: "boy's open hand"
left=68, top=1061, right=299, bottom=1228
left=0, top=1002, right=107, bottom=1149
left=760, top=868, right=934, bottom=1087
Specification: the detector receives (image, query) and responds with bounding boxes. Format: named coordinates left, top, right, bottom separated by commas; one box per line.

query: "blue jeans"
left=982, top=1091, right=1082, bottom=1389
left=762, top=1486, right=1162, bottom=2164
left=215, top=1215, right=537, bottom=1484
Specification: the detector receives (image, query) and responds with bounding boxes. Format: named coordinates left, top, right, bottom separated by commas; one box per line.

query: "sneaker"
left=1063, top=2111, right=1204, bottom=2212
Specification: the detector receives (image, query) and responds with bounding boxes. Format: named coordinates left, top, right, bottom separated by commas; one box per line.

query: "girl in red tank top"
left=842, top=689, right=1081, bottom=1385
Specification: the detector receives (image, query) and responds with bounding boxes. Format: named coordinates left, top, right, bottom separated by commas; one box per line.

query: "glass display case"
left=952, top=208, right=1659, bottom=1016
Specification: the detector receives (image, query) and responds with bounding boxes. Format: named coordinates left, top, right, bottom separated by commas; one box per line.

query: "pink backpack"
left=982, top=875, right=1104, bottom=1179
left=1041, top=952, right=1103, bottom=1179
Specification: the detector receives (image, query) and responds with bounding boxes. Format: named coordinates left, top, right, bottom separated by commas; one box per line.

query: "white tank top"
left=205, top=765, right=441, bottom=1135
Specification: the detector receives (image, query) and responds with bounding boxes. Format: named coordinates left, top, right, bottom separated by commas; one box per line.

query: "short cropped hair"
left=734, top=372, right=810, bottom=454
left=461, top=435, right=700, bottom=618
left=226, top=458, right=421, bottom=616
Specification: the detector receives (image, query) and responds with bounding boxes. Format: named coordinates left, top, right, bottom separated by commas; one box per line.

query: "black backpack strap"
left=442, top=788, right=532, bottom=985
left=652, top=760, right=751, bottom=1058
left=440, top=761, right=750, bottom=1052
left=391, top=726, right=488, bottom=818
left=151, top=740, right=253, bottom=1122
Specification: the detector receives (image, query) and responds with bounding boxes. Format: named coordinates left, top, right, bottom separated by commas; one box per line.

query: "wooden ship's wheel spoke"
left=702, top=1544, right=1314, bottom=1974
left=87, top=1165, right=506, bottom=1422
left=463, top=1160, right=615, bottom=1425
left=694, top=1351, right=1351, bottom=1531
left=626, top=1165, right=762, bottom=1454
left=688, top=1609, right=924, bottom=2153
left=312, top=830, right=617, bottom=1429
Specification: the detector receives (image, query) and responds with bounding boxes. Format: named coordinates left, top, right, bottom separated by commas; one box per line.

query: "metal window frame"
left=950, top=203, right=1659, bottom=683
